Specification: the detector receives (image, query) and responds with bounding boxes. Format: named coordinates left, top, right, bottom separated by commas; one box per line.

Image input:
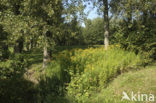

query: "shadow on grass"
left=0, top=78, right=39, bottom=103
left=0, top=48, right=74, bottom=103
left=35, top=51, right=74, bottom=103
left=38, top=76, right=72, bottom=103
left=0, top=64, right=71, bottom=103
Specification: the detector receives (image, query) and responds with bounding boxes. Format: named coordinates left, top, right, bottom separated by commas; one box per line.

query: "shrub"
left=0, top=54, right=28, bottom=79
left=0, top=54, right=38, bottom=103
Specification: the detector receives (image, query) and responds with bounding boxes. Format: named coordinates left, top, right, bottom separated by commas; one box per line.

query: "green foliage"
left=55, top=17, right=84, bottom=46
left=25, top=46, right=144, bottom=103
left=110, top=0, right=156, bottom=62
left=0, top=0, right=155, bottom=102
left=59, top=47, right=143, bottom=103
left=0, top=54, right=28, bottom=79
left=0, top=78, right=38, bottom=103
left=0, top=0, right=64, bottom=56
left=0, top=54, right=38, bottom=103
left=82, top=18, right=104, bottom=45
left=112, top=20, right=156, bottom=63
left=0, top=46, right=147, bottom=103
left=85, top=64, right=156, bottom=103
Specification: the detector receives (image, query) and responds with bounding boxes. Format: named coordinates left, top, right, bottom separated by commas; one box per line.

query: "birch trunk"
left=103, top=0, right=109, bottom=50
left=42, top=42, right=48, bottom=69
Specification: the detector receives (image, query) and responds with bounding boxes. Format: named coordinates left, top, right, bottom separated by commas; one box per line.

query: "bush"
left=0, top=54, right=28, bottom=79
left=0, top=54, right=38, bottom=103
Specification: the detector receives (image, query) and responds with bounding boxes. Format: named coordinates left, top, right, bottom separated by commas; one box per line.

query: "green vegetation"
left=65, top=47, right=143, bottom=103
left=0, top=45, right=155, bottom=103
left=86, top=64, right=156, bottom=103
left=0, top=0, right=155, bottom=103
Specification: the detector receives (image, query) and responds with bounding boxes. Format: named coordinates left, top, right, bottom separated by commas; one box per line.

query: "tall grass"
left=38, top=46, right=144, bottom=103
left=63, top=47, right=143, bottom=103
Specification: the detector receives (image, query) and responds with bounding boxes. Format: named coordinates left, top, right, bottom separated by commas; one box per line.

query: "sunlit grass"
left=86, top=64, right=156, bottom=103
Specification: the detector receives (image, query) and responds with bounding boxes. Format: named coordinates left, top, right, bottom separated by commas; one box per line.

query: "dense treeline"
left=0, top=0, right=155, bottom=61
left=0, top=0, right=156, bottom=103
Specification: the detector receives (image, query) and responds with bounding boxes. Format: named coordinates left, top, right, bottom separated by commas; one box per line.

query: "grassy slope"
left=87, top=63, right=156, bottom=103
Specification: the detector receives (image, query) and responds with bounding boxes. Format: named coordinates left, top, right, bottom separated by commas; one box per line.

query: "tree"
left=110, top=0, right=156, bottom=60
left=0, top=25, right=9, bottom=59
left=83, top=0, right=110, bottom=49
left=23, top=0, right=64, bottom=69
left=0, top=0, right=64, bottom=69
left=83, top=18, right=104, bottom=45
left=103, top=0, right=109, bottom=49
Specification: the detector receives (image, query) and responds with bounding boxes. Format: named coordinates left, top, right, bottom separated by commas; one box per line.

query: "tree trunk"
left=14, top=37, right=24, bottom=53
left=42, top=42, right=48, bottom=69
left=18, top=39, right=23, bottom=53
left=143, top=10, right=147, bottom=25
left=30, top=39, right=33, bottom=49
left=103, top=0, right=109, bottom=50
left=26, top=42, right=30, bottom=51
left=14, top=44, right=18, bottom=54
left=34, top=41, right=37, bottom=48
left=127, top=2, right=133, bottom=30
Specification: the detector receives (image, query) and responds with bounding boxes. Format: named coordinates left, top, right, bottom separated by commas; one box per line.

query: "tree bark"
left=14, top=44, right=18, bottom=54
left=30, top=39, right=33, bottom=49
left=18, top=39, right=23, bottom=53
left=42, top=42, right=48, bottom=69
left=103, top=0, right=109, bottom=50
left=26, top=42, right=30, bottom=51
left=14, top=37, right=24, bottom=53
